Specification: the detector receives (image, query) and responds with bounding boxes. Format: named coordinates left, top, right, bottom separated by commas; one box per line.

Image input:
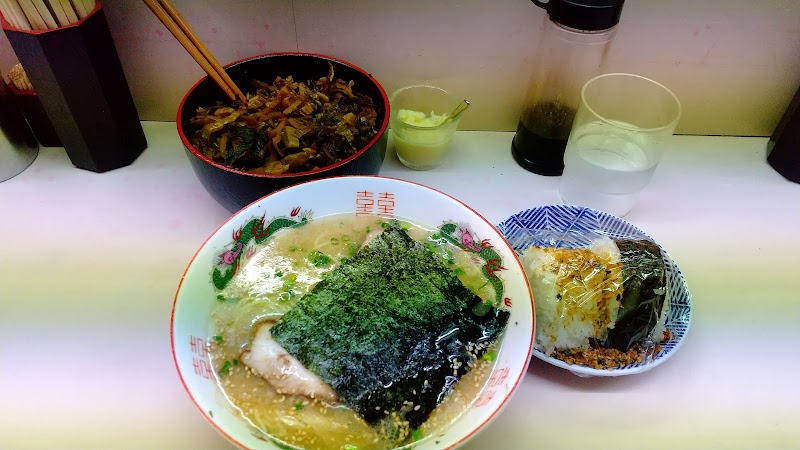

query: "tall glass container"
left=512, top=0, right=625, bottom=176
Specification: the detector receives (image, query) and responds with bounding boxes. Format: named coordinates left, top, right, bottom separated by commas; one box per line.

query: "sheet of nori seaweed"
left=269, top=222, right=510, bottom=430
left=602, top=239, right=667, bottom=351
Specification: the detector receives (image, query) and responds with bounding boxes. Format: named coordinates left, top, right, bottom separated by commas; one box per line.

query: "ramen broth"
left=209, top=214, right=501, bottom=450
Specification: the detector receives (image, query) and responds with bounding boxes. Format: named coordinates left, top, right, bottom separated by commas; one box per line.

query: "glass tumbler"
left=559, top=73, right=682, bottom=217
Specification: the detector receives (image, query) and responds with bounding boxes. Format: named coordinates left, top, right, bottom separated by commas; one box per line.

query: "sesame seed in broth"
left=207, top=214, right=502, bottom=450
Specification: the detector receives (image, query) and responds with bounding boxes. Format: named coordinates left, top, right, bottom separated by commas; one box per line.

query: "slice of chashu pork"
left=241, top=320, right=340, bottom=403
left=242, top=229, right=386, bottom=404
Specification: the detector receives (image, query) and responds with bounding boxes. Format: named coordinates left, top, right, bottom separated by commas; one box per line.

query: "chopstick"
left=0, top=0, right=93, bottom=30
left=0, top=0, right=97, bottom=95
left=142, top=0, right=247, bottom=104
left=48, top=0, right=70, bottom=26
left=0, top=0, right=32, bottom=30
left=71, top=0, right=95, bottom=19
left=16, top=0, right=46, bottom=29
left=58, top=0, right=79, bottom=23
left=30, top=0, right=58, bottom=29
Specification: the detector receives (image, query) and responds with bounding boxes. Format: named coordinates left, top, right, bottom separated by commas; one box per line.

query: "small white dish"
left=497, top=204, right=692, bottom=377
left=171, top=175, right=535, bottom=449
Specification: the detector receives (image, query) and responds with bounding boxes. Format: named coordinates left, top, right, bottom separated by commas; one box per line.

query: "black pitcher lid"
left=532, top=0, right=625, bottom=32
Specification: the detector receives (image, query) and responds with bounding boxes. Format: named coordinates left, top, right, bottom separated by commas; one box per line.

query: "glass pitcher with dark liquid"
left=512, top=0, right=625, bottom=176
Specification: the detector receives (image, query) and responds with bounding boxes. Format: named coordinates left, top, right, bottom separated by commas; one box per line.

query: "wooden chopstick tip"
left=143, top=0, right=247, bottom=104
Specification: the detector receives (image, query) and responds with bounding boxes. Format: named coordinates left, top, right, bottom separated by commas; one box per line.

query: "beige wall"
left=1, top=0, right=799, bottom=136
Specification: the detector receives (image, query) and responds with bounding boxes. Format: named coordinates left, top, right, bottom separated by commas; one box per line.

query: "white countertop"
left=1, top=122, right=799, bottom=449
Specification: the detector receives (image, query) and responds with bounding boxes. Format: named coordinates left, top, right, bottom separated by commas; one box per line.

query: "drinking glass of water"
left=558, top=73, right=682, bottom=217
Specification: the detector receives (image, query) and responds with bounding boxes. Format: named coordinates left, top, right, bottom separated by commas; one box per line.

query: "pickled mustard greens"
left=189, top=64, right=379, bottom=174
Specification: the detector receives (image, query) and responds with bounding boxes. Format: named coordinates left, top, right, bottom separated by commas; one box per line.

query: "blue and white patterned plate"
left=497, top=205, right=692, bottom=377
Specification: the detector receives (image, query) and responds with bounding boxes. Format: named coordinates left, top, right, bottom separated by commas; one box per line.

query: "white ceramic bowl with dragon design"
left=171, top=175, right=535, bottom=450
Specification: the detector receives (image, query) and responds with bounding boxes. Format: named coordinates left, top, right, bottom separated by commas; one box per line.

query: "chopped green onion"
left=482, top=350, right=497, bottom=361
left=212, top=335, right=223, bottom=343
left=282, top=273, right=297, bottom=291
left=216, top=294, right=225, bottom=302
left=411, top=428, right=424, bottom=441
left=293, top=402, right=304, bottom=410
left=218, top=360, right=232, bottom=375
left=309, top=250, right=331, bottom=267
left=275, top=270, right=283, bottom=278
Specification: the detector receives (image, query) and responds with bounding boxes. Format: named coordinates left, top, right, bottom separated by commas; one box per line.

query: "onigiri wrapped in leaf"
left=521, top=236, right=667, bottom=368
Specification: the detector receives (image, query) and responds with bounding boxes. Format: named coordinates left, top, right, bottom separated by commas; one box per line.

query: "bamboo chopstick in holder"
left=0, top=0, right=31, bottom=29
left=0, top=0, right=20, bottom=29
left=0, top=0, right=96, bottom=30
left=142, top=0, right=247, bottom=103
left=31, top=0, right=58, bottom=29
left=58, top=0, right=78, bottom=23
left=0, top=0, right=93, bottom=30
left=70, top=0, right=87, bottom=18
left=16, top=0, right=47, bottom=30
left=47, top=0, right=70, bottom=26
left=81, top=0, right=94, bottom=16
left=73, top=0, right=96, bottom=19
left=2, top=0, right=147, bottom=171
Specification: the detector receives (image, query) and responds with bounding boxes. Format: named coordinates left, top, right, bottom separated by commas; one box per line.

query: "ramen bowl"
left=177, top=52, right=390, bottom=213
left=171, top=176, right=535, bottom=450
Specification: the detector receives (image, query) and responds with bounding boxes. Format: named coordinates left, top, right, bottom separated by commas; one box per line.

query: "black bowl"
left=177, top=52, right=389, bottom=213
